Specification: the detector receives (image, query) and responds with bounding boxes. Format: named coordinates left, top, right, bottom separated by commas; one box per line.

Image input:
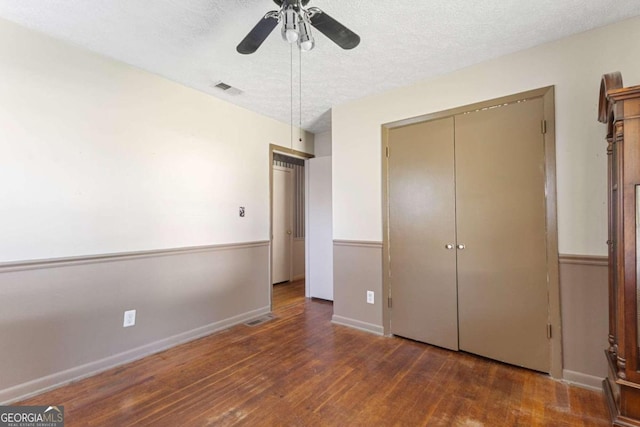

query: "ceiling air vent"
left=214, top=82, right=231, bottom=90
left=211, top=81, right=243, bottom=96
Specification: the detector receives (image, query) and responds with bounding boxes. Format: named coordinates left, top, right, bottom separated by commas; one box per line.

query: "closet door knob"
left=445, top=244, right=454, bottom=249
left=457, top=244, right=466, bottom=250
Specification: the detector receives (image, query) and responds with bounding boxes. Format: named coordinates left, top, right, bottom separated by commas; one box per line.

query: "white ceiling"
left=0, top=0, right=638, bottom=133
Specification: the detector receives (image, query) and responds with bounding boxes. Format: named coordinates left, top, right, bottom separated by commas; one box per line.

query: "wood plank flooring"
left=272, top=279, right=306, bottom=309
left=18, top=280, right=609, bottom=426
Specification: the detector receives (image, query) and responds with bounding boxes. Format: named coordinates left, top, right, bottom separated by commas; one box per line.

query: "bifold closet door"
left=388, top=117, right=459, bottom=351
left=455, top=98, right=550, bottom=373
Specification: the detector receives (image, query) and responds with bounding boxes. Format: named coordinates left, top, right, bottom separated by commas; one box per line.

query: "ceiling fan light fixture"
left=281, top=6, right=300, bottom=43
left=298, top=19, right=315, bottom=51
left=236, top=0, right=360, bottom=55
left=299, top=38, right=315, bottom=52
left=298, top=37, right=316, bottom=52
left=285, top=29, right=299, bottom=43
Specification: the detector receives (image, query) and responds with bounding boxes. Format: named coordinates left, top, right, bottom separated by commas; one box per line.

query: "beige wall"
left=0, top=17, right=313, bottom=263
left=0, top=243, right=270, bottom=403
left=332, top=241, right=383, bottom=334
left=332, top=16, right=640, bottom=256
left=331, top=17, right=640, bottom=385
left=313, top=130, right=332, bottom=157
left=559, top=256, right=609, bottom=390
left=0, top=18, right=311, bottom=402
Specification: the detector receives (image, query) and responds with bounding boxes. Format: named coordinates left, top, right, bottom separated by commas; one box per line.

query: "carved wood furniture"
left=599, top=71, right=640, bottom=426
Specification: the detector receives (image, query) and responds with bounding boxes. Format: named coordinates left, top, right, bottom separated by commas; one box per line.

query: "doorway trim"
left=269, top=144, right=314, bottom=308
left=380, top=86, right=562, bottom=378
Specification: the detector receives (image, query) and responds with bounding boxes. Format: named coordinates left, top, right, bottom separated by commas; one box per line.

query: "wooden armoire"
left=599, top=72, right=640, bottom=426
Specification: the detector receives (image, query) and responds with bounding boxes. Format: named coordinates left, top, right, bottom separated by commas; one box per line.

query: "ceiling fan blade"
left=236, top=13, right=279, bottom=54
left=308, top=8, right=360, bottom=50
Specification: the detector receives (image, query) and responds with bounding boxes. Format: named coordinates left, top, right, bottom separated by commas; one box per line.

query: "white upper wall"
left=0, top=18, right=313, bottom=263
left=332, top=16, right=640, bottom=256
left=313, top=130, right=332, bottom=157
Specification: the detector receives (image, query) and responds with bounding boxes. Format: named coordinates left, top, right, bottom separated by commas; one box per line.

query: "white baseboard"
left=0, top=306, right=271, bottom=405
left=292, top=274, right=305, bottom=281
left=331, top=315, right=384, bottom=336
left=562, top=369, right=604, bottom=392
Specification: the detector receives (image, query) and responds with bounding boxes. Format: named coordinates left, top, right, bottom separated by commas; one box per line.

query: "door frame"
left=269, top=144, right=314, bottom=307
left=272, top=165, right=294, bottom=285
left=380, top=86, right=562, bottom=378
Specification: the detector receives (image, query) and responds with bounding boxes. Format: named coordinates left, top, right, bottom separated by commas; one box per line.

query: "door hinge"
left=386, top=146, right=389, bottom=158
left=541, top=120, right=547, bottom=135
left=547, top=324, right=552, bottom=339
left=388, top=297, right=392, bottom=308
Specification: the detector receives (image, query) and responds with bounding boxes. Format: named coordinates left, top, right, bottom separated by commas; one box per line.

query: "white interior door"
left=307, top=157, right=333, bottom=300
left=272, top=165, right=292, bottom=284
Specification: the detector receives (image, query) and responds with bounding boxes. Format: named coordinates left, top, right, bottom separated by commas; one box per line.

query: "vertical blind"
left=273, top=153, right=305, bottom=238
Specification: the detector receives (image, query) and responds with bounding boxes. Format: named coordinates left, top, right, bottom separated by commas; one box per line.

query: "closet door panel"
left=388, top=117, right=459, bottom=350
left=455, top=98, right=550, bottom=372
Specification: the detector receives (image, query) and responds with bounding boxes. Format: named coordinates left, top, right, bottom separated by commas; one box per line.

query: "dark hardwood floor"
left=18, top=279, right=609, bottom=426
left=272, top=279, right=306, bottom=309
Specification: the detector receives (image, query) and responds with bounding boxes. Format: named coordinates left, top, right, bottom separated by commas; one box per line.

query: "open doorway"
left=272, top=163, right=294, bottom=284
left=269, top=145, right=313, bottom=309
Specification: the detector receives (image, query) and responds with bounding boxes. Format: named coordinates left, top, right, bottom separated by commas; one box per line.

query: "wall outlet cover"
left=367, top=291, right=374, bottom=304
left=123, top=309, right=136, bottom=327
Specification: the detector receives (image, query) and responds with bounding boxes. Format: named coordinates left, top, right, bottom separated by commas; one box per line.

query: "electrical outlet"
left=366, top=291, right=374, bottom=304
left=123, top=309, right=136, bottom=327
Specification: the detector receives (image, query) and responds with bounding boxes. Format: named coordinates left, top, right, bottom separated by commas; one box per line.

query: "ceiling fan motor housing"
left=274, top=0, right=311, bottom=8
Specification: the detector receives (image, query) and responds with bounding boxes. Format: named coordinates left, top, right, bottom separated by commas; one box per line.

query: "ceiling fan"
left=236, top=0, right=360, bottom=54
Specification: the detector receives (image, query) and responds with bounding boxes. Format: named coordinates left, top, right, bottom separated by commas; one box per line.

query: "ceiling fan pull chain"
left=290, top=43, right=294, bottom=150
left=299, top=46, right=302, bottom=143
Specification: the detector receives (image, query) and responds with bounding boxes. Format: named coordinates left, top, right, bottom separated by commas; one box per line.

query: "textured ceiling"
left=0, top=1, right=639, bottom=133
